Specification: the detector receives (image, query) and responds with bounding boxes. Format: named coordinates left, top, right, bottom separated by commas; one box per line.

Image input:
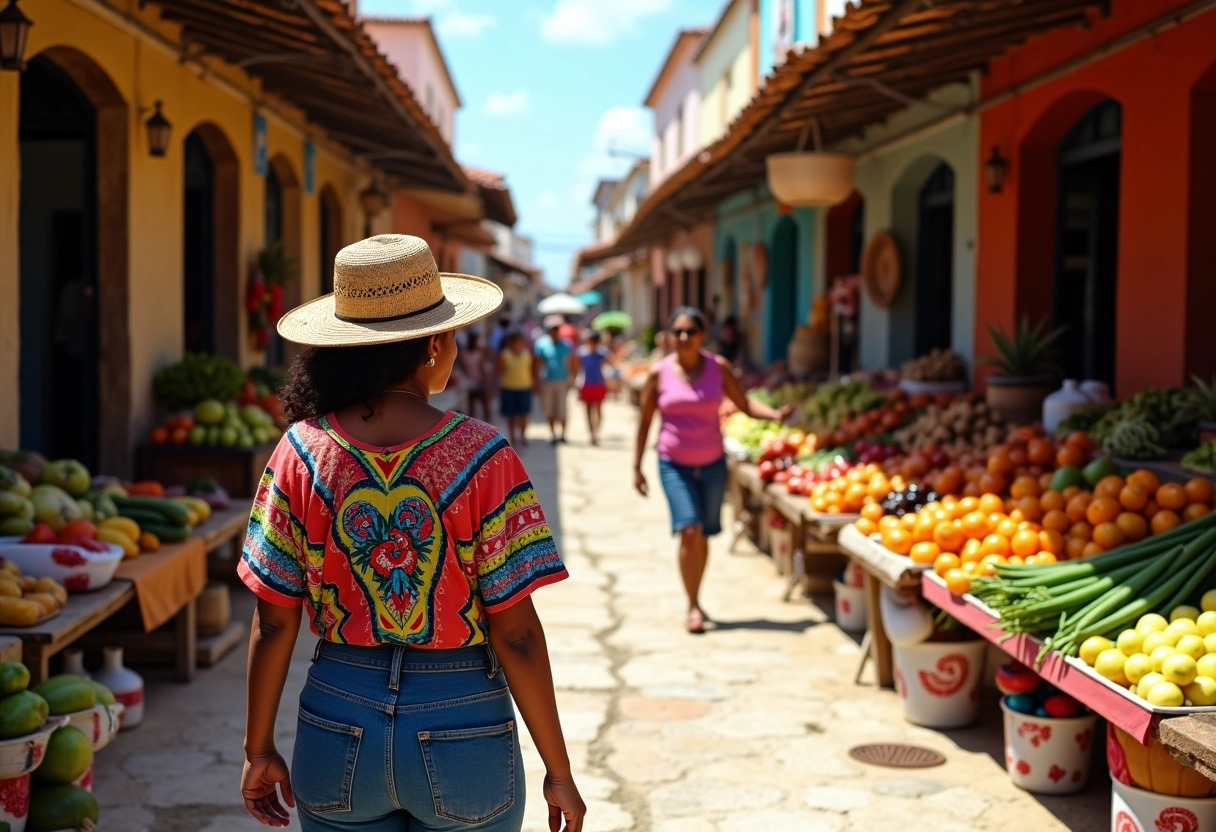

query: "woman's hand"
left=544, top=772, right=586, bottom=832
left=634, top=468, right=648, bottom=497
left=242, top=750, right=294, bottom=827
left=777, top=403, right=798, bottom=424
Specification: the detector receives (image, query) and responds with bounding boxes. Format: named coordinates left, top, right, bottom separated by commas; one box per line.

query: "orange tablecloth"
left=114, top=537, right=207, bottom=632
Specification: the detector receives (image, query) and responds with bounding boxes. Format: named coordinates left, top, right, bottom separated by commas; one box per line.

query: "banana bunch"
left=1183, top=441, right=1216, bottom=475
left=168, top=495, right=212, bottom=526
left=96, top=517, right=149, bottom=559
left=1101, top=412, right=1168, bottom=460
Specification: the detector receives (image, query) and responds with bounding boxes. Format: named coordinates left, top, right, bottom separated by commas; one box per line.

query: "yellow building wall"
left=0, top=0, right=371, bottom=459
left=697, top=1, right=755, bottom=146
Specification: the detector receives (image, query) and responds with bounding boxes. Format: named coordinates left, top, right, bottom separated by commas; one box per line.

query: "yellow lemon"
left=1117, top=629, right=1145, bottom=657
left=1143, top=631, right=1179, bottom=653
left=1149, top=646, right=1176, bottom=673
left=1198, top=611, right=1216, bottom=637
left=1171, top=605, right=1202, bottom=622
left=1079, top=636, right=1113, bottom=666
left=1205, top=633, right=1216, bottom=654
left=1162, top=653, right=1199, bottom=687
left=1123, top=653, right=1153, bottom=686
left=1185, top=676, right=1216, bottom=706
left=1137, top=613, right=1170, bottom=634
left=1199, top=654, right=1216, bottom=680
left=1202, top=589, right=1216, bottom=613
left=1168, top=618, right=1200, bottom=638
left=1177, top=634, right=1208, bottom=661
left=1137, top=672, right=1166, bottom=698
left=1095, top=648, right=1128, bottom=685
left=1146, top=681, right=1186, bottom=707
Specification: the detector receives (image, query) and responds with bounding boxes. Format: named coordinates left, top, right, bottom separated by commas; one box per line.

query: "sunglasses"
left=672, top=327, right=702, bottom=338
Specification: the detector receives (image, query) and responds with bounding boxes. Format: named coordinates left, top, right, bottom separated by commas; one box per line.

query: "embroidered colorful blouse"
left=239, top=412, right=568, bottom=648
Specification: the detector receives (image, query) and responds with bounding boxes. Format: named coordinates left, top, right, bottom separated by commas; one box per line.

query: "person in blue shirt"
left=533, top=316, right=579, bottom=445
left=577, top=330, right=613, bottom=446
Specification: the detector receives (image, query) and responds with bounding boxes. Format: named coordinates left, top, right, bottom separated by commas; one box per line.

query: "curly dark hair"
left=280, top=339, right=432, bottom=423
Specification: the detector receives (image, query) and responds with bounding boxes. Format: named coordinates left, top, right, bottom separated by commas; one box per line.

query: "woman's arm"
left=718, top=356, right=794, bottom=422
left=242, top=599, right=302, bottom=827
left=489, top=598, right=585, bottom=832
left=632, top=367, right=660, bottom=496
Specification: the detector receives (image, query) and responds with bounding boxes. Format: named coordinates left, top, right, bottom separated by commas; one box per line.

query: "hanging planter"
left=765, top=151, right=856, bottom=207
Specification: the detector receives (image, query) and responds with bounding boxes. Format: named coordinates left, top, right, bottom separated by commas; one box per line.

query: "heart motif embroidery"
left=919, top=653, right=969, bottom=698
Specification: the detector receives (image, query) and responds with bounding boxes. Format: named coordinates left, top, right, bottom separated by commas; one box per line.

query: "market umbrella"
left=577, top=290, right=604, bottom=306
left=537, top=293, right=587, bottom=315
left=591, top=311, right=632, bottom=331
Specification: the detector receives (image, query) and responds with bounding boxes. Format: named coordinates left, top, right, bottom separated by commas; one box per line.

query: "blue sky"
left=357, top=0, right=716, bottom=287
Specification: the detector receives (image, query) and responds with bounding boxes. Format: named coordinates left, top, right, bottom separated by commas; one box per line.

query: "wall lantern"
left=360, top=182, right=386, bottom=218
left=664, top=248, right=683, bottom=273
left=681, top=246, right=704, bottom=271
left=985, top=145, right=1010, bottom=194
left=0, top=0, right=33, bottom=72
left=145, top=101, right=172, bottom=158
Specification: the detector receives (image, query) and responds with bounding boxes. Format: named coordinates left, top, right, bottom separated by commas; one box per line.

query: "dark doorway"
left=319, top=186, right=343, bottom=296
left=184, top=130, right=215, bottom=354
left=265, top=165, right=284, bottom=366
left=694, top=268, right=707, bottom=311
left=915, top=164, right=954, bottom=355
left=1056, top=100, right=1121, bottom=384
left=769, top=216, right=799, bottom=362
left=18, top=57, right=100, bottom=469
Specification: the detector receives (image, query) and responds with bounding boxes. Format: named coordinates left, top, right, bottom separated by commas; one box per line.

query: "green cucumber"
left=112, top=496, right=190, bottom=526
left=138, top=521, right=190, bottom=542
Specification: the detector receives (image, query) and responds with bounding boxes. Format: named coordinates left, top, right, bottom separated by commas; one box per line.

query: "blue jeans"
left=657, top=455, right=728, bottom=537
left=293, top=642, right=525, bottom=831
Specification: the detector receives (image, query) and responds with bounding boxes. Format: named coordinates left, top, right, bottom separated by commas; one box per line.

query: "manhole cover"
left=848, top=743, right=946, bottom=768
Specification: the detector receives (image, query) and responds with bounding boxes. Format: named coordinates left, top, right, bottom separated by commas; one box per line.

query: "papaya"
left=27, top=783, right=99, bottom=831
left=32, top=676, right=95, bottom=715
left=0, top=690, right=48, bottom=738
left=89, top=681, right=115, bottom=707
left=32, top=726, right=92, bottom=784
left=0, top=661, right=30, bottom=697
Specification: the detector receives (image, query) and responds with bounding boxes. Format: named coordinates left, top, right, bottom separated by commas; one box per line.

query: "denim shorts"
left=499, top=388, right=532, bottom=416
left=292, top=642, right=525, bottom=831
left=657, top=455, right=728, bottom=537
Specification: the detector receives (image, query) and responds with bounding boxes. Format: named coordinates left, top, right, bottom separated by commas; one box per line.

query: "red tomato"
left=22, top=523, right=57, bottom=544
left=58, top=519, right=97, bottom=540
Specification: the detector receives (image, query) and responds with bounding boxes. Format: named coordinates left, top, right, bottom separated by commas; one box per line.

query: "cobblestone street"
left=95, top=399, right=1110, bottom=831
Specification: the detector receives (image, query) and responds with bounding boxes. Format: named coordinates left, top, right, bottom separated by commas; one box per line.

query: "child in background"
left=577, top=330, right=613, bottom=446
left=498, top=330, right=534, bottom=447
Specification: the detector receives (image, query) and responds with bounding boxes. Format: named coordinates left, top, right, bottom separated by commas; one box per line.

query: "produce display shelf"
left=920, top=572, right=1208, bottom=743
left=837, top=524, right=927, bottom=591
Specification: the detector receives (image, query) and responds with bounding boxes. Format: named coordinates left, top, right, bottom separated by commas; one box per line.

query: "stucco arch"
left=318, top=184, right=344, bottom=295
left=27, top=45, right=131, bottom=475
left=264, top=153, right=301, bottom=364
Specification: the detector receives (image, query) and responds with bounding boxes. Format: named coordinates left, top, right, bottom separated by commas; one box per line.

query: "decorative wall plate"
left=862, top=232, right=902, bottom=308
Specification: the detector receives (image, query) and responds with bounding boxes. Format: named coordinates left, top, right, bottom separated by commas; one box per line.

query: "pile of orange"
left=808, top=463, right=905, bottom=514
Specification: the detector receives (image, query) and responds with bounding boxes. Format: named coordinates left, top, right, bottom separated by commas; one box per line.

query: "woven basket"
left=198, top=581, right=231, bottom=636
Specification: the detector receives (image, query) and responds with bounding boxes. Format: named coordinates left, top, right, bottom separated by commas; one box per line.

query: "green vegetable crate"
left=134, top=442, right=274, bottom=498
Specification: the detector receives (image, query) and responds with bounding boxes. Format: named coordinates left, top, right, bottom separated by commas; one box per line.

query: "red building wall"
left=976, top=0, right=1216, bottom=395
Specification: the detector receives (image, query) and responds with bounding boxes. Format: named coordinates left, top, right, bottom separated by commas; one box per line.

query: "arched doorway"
left=264, top=155, right=300, bottom=367
left=916, top=164, right=955, bottom=355
left=183, top=123, right=240, bottom=358
left=1055, top=100, right=1121, bottom=384
left=721, top=238, right=738, bottom=319
left=769, top=216, right=799, bottom=362
left=319, top=185, right=343, bottom=295
left=19, top=50, right=129, bottom=473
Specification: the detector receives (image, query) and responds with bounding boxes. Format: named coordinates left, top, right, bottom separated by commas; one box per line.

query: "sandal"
left=684, top=609, right=706, bottom=634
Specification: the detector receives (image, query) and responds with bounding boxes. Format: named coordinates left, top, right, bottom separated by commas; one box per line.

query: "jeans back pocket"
left=292, top=706, right=362, bottom=814
left=419, top=720, right=516, bottom=824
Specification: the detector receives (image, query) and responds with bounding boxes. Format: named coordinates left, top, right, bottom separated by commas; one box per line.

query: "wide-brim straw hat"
left=277, top=234, right=503, bottom=347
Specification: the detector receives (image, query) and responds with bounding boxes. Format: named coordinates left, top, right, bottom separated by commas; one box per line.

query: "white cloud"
left=541, top=0, right=672, bottom=46
left=437, top=11, right=495, bottom=38
left=578, top=105, right=651, bottom=178
left=538, top=190, right=562, bottom=209
left=484, top=89, right=532, bottom=117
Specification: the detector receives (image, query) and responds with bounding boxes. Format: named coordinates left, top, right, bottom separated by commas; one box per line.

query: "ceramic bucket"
left=1112, top=777, right=1216, bottom=832
left=833, top=580, right=867, bottom=632
left=1001, top=698, right=1098, bottom=794
left=892, top=639, right=987, bottom=728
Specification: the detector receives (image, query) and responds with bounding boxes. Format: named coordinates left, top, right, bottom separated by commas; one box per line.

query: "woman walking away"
left=533, top=316, right=579, bottom=446
left=240, top=235, right=585, bottom=832
left=633, top=306, right=793, bottom=634
left=498, top=330, right=534, bottom=447
left=577, top=330, right=612, bottom=445
left=458, top=331, right=491, bottom=422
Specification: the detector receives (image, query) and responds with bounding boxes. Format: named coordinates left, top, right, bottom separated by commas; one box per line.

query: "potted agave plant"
left=980, top=317, right=1066, bottom=425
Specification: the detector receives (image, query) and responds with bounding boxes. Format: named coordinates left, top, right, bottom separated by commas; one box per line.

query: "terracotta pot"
left=986, top=374, right=1055, bottom=426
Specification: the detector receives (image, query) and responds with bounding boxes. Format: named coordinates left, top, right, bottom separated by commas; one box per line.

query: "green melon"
left=32, top=726, right=92, bottom=785
left=27, top=784, right=99, bottom=831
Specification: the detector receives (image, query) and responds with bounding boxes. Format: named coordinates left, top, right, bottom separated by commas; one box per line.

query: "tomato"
left=22, top=523, right=57, bottom=544
left=996, top=663, right=1040, bottom=695
left=58, top=519, right=97, bottom=540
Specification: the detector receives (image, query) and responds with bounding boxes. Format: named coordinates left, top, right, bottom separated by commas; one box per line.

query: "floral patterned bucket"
left=832, top=580, right=866, bottom=632
left=0, top=773, right=30, bottom=832
left=1001, top=698, right=1097, bottom=794
left=891, top=639, right=986, bottom=728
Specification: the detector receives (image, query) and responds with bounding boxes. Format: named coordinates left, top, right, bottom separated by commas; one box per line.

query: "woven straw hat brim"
left=277, top=273, right=503, bottom=347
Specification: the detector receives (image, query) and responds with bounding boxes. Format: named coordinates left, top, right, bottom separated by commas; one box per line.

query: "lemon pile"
left=1079, top=589, right=1216, bottom=707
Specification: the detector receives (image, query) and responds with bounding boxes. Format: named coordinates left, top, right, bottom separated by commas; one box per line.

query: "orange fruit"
left=910, top=540, right=942, bottom=564
left=1157, top=483, right=1188, bottom=512
left=1066, top=432, right=1097, bottom=454
left=1184, top=503, right=1211, bottom=523
left=900, top=513, right=918, bottom=530
left=988, top=446, right=1013, bottom=475
left=1028, top=551, right=1058, bottom=565
left=1065, top=537, right=1087, bottom=559
left=1127, top=469, right=1161, bottom=494
left=995, top=517, right=1020, bottom=539
left=1009, top=447, right=1028, bottom=470
left=1027, top=438, right=1055, bottom=467
left=1095, top=475, right=1126, bottom=500
left=944, top=568, right=972, bottom=595
left=854, top=517, right=878, bottom=537
left=1015, top=495, right=1043, bottom=523
left=1143, top=499, right=1160, bottom=518
left=1057, top=444, right=1085, bottom=468
left=1010, top=475, right=1040, bottom=500
left=1069, top=521, right=1094, bottom=541
left=1115, top=512, right=1149, bottom=542
left=1042, top=509, right=1070, bottom=533
left=957, top=496, right=980, bottom=516
left=1093, top=521, right=1126, bottom=550
left=933, top=552, right=961, bottom=577
left=933, top=522, right=965, bottom=553
left=962, top=560, right=980, bottom=575
left=1062, top=485, right=1082, bottom=500
left=1119, top=483, right=1149, bottom=512
left=981, top=534, right=1011, bottom=558
left=962, top=482, right=982, bottom=498
left=861, top=502, right=884, bottom=522
left=1082, top=541, right=1106, bottom=558
left=1039, top=472, right=1056, bottom=493
left=1039, top=529, right=1065, bottom=555
left=1066, top=492, right=1093, bottom=523
left=1185, top=478, right=1214, bottom=505
left=961, top=538, right=984, bottom=563
left=1151, top=509, right=1183, bottom=536
left=1011, top=529, right=1040, bottom=559
left=960, top=511, right=989, bottom=539
left=978, top=472, right=1008, bottom=497
left=912, top=516, right=937, bottom=543
left=978, top=493, right=1005, bottom=516
left=1087, top=496, right=1121, bottom=525
left=879, top=515, right=901, bottom=533
left=883, top=527, right=913, bottom=555
left=1039, top=490, right=1066, bottom=512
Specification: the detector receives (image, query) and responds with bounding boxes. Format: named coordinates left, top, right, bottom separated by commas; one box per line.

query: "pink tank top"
left=656, top=352, right=724, bottom=467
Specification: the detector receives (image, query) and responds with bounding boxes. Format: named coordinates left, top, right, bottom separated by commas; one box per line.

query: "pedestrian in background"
left=240, top=234, right=584, bottom=831
left=577, top=329, right=613, bottom=446
left=458, top=331, right=491, bottom=422
left=498, top=329, right=534, bottom=447
left=534, top=316, right=579, bottom=445
left=632, top=306, right=793, bottom=633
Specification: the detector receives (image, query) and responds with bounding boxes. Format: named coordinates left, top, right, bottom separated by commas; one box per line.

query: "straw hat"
left=277, top=235, right=503, bottom=347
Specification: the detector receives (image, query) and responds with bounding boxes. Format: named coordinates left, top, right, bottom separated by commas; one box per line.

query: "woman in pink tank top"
left=632, top=307, right=793, bottom=633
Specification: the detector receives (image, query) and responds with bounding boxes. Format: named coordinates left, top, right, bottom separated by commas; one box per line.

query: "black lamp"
left=0, top=0, right=33, bottom=72
left=985, top=145, right=1010, bottom=194
left=145, top=101, right=172, bottom=158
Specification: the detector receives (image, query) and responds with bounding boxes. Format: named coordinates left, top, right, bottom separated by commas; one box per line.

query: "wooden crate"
left=135, top=443, right=274, bottom=498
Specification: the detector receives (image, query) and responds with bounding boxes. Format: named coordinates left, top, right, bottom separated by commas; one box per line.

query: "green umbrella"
left=592, top=311, right=632, bottom=331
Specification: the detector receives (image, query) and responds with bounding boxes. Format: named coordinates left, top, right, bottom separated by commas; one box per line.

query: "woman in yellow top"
left=497, top=330, right=534, bottom=447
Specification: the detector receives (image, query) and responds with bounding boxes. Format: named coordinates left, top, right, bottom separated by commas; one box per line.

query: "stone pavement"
left=92, top=398, right=1111, bottom=831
